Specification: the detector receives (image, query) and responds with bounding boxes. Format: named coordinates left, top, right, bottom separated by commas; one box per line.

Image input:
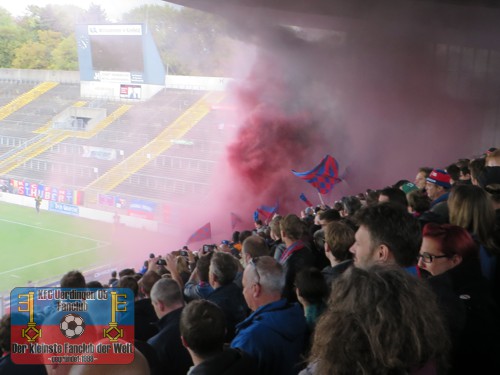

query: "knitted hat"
left=426, top=169, right=451, bottom=189
left=401, top=182, right=419, bottom=194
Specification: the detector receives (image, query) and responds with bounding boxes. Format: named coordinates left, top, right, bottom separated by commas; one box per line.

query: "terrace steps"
left=0, top=104, right=132, bottom=175
left=33, top=101, right=87, bottom=134
left=0, top=82, right=59, bottom=121
left=83, top=91, right=224, bottom=201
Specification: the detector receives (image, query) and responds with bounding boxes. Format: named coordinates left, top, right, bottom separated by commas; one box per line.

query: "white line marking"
left=0, top=243, right=108, bottom=276
left=0, top=217, right=110, bottom=243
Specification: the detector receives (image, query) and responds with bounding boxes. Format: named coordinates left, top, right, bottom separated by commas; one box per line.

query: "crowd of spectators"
left=2, top=147, right=500, bottom=374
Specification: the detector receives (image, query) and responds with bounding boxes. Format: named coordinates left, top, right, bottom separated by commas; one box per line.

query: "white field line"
left=0, top=243, right=108, bottom=276
left=0, top=217, right=110, bottom=276
left=0, top=217, right=109, bottom=243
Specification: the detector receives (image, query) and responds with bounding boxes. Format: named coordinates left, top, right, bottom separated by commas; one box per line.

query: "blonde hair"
left=448, top=184, right=498, bottom=251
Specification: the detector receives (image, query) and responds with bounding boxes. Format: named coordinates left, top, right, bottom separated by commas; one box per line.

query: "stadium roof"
left=164, top=0, right=500, bottom=49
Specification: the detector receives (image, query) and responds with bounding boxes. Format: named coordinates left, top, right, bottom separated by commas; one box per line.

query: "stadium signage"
left=10, top=287, right=134, bottom=365
left=95, top=71, right=132, bottom=83
left=48, top=201, right=80, bottom=216
left=88, top=24, right=142, bottom=36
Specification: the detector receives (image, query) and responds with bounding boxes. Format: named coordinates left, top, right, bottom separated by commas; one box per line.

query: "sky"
left=0, top=0, right=170, bottom=21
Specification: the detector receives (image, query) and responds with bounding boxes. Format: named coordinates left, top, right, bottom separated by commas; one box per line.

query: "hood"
left=247, top=299, right=306, bottom=342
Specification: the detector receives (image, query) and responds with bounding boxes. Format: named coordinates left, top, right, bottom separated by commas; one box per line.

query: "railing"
left=0, top=134, right=46, bottom=162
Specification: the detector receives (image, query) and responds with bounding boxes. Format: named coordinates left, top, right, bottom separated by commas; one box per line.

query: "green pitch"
left=0, top=201, right=116, bottom=294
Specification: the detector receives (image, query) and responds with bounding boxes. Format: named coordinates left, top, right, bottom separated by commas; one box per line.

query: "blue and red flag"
left=230, top=212, right=243, bottom=230
left=299, top=193, right=314, bottom=207
left=186, top=222, right=211, bottom=244
left=292, top=155, right=342, bottom=195
left=256, top=200, right=279, bottom=222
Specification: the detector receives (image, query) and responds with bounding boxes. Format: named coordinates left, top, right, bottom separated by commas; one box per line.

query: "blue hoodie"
left=230, top=298, right=307, bottom=375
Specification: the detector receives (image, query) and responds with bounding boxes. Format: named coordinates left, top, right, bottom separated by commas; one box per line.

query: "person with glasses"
left=419, top=222, right=500, bottom=374
left=231, top=256, right=307, bottom=375
left=423, top=169, right=452, bottom=223
left=233, top=235, right=271, bottom=289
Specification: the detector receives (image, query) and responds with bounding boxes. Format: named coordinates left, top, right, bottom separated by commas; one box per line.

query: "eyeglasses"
left=417, top=252, right=449, bottom=264
left=249, top=257, right=261, bottom=284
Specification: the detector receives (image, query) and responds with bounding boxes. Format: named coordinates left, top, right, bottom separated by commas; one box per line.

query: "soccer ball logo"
left=60, top=313, right=85, bottom=339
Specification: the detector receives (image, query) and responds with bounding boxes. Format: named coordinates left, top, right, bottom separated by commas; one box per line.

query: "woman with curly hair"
left=301, top=266, right=450, bottom=375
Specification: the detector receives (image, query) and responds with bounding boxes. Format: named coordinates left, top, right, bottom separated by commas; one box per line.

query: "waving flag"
left=230, top=212, right=243, bottom=230
left=292, top=155, right=342, bottom=194
left=256, top=200, right=279, bottom=222
left=299, top=193, right=314, bottom=207
left=186, top=222, right=211, bottom=244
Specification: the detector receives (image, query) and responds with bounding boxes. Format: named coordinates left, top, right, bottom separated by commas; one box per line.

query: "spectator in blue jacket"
left=231, top=256, right=307, bottom=375
left=183, top=252, right=214, bottom=302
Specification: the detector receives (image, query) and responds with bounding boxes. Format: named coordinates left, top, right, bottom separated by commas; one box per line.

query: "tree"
left=121, top=4, right=236, bottom=76
left=0, top=7, right=13, bottom=25
left=23, top=5, right=86, bottom=36
left=12, top=30, right=64, bottom=69
left=2, top=2, right=238, bottom=74
left=82, top=4, right=108, bottom=24
left=0, top=8, right=27, bottom=67
left=12, top=42, right=47, bottom=69
left=51, top=34, right=78, bottom=70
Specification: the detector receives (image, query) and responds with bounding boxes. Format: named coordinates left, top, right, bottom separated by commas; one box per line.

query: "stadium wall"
left=165, top=75, right=232, bottom=91
left=0, top=68, right=80, bottom=83
left=0, top=191, right=158, bottom=231
left=0, top=68, right=232, bottom=91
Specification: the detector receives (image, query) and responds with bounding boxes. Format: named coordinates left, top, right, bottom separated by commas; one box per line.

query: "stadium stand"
left=0, top=81, right=59, bottom=121
left=0, top=81, right=227, bottom=212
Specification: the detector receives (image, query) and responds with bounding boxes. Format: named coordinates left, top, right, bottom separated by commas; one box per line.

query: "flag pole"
left=317, top=192, right=326, bottom=207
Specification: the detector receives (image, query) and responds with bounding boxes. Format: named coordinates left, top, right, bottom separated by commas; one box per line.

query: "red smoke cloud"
left=221, top=46, right=339, bottom=215
left=120, top=4, right=498, bottom=252
left=217, top=20, right=487, bottom=217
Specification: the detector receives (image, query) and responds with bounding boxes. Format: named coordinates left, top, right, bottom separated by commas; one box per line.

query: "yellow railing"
left=84, top=91, right=224, bottom=198
left=0, top=82, right=59, bottom=121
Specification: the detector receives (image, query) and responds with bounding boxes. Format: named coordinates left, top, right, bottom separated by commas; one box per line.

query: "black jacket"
left=188, top=348, right=258, bottom=375
left=147, top=307, right=193, bottom=375
left=427, top=258, right=500, bottom=375
left=280, top=242, right=316, bottom=303
left=321, top=259, right=353, bottom=287
left=207, top=283, right=248, bottom=342
left=134, top=298, right=158, bottom=342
